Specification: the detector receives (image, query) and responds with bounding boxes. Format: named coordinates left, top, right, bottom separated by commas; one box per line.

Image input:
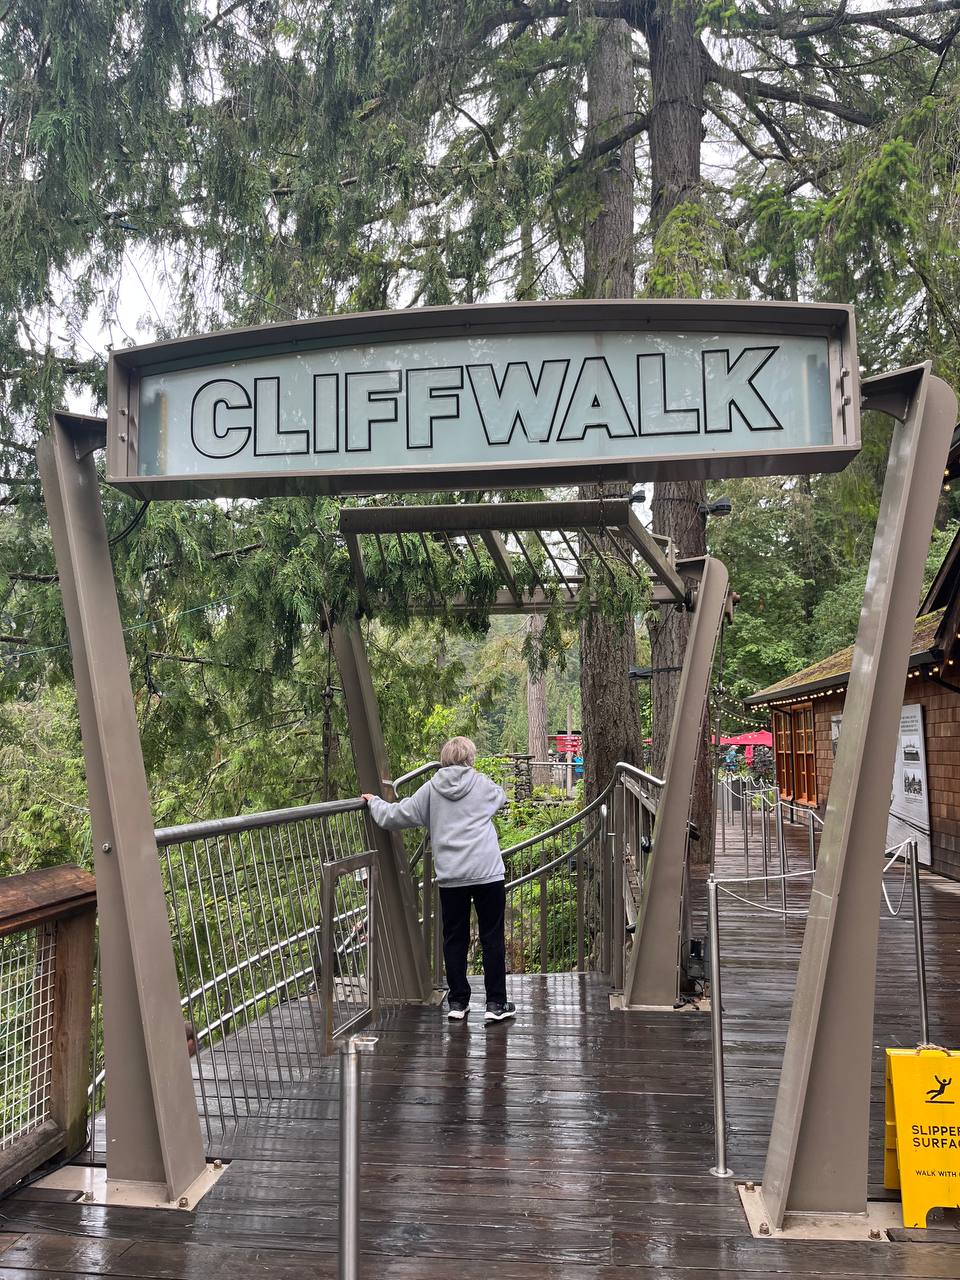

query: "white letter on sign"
left=346, top=370, right=401, bottom=452
left=407, top=367, right=463, bottom=449
left=254, top=377, right=309, bottom=456
left=467, top=361, right=568, bottom=445
left=703, top=347, right=782, bottom=432
left=557, top=357, right=635, bottom=440
left=191, top=379, right=252, bottom=459
left=637, top=353, right=700, bottom=436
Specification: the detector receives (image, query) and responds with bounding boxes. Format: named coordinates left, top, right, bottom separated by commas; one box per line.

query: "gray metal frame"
left=320, top=853, right=378, bottom=1056
left=37, top=412, right=206, bottom=1199
left=339, top=498, right=688, bottom=614
left=622, top=556, right=730, bottom=1007
left=760, top=362, right=958, bottom=1226
left=105, top=299, right=859, bottom=499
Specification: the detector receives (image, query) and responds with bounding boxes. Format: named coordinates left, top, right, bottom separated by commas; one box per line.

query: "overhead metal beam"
left=760, top=362, right=958, bottom=1227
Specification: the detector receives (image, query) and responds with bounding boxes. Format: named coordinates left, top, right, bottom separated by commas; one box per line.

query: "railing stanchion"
left=612, top=784, right=625, bottom=990
left=909, top=840, right=930, bottom=1044
left=600, top=803, right=611, bottom=977
left=707, top=876, right=733, bottom=1178
left=779, top=806, right=788, bottom=916
left=808, top=809, right=816, bottom=871
left=761, top=796, right=769, bottom=901
left=339, top=1033, right=377, bottom=1280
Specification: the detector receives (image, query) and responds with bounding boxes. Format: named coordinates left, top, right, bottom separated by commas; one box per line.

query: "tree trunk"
left=645, top=0, right=714, bottom=864
left=526, top=614, right=549, bottom=760
left=578, top=13, right=645, bottom=803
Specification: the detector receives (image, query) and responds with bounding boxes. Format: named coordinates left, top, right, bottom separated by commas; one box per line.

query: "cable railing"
left=705, top=836, right=929, bottom=1178
left=85, top=798, right=389, bottom=1145
left=395, top=761, right=665, bottom=986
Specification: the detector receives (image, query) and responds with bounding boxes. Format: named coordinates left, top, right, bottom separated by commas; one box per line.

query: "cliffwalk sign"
left=106, top=300, right=860, bottom=499
left=885, top=1047, right=960, bottom=1228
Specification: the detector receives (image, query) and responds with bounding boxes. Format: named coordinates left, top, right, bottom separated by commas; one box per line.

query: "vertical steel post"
left=761, top=364, right=957, bottom=1226
left=339, top=1034, right=377, bottom=1280
left=909, top=841, right=930, bottom=1044
left=599, top=803, right=611, bottom=976
left=707, top=877, right=732, bottom=1178
left=779, top=807, right=788, bottom=917
left=761, top=797, right=770, bottom=901
left=37, top=413, right=206, bottom=1199
left=332, top=624, right=430, bottom=1002
left=612, top=785, right=625, bottom=990
left=808, top=810, right=816, bottom=871
left=624, top=558, right=729, bottom=1007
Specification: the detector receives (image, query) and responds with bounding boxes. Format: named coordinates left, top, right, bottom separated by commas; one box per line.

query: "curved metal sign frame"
left=106, top=299, right=859, bottom=499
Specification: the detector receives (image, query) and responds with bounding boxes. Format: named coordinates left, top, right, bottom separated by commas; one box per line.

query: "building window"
left=791, top=703, right=817, bottom=806
left=773, top=710, right=794, bottom=800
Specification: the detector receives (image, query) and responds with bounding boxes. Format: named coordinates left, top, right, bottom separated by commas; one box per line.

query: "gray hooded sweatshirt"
left=367, top=766, right=506, bottom=888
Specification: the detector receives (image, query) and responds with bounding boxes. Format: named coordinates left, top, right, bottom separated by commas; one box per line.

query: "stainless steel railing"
left=705, top=836, right=929, bottom=1177
left=400, top=761, right=664, bottom=985
left=87, top=798, right=392, bottom=1144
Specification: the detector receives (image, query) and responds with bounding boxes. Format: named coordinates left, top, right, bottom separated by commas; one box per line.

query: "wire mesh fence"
left=0, top=925, right=57, bottom=1154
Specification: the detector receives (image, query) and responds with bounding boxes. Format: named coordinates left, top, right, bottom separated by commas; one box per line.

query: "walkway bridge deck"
left=2, top=811, right=959, bottom=1277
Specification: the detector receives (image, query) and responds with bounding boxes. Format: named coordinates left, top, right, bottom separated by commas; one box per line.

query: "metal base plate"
left=739, top=1183, right=902, bottom=1241
left=609, top=992, right=710, bottom=1013
left=32, top=1160, right=227, bottom=1210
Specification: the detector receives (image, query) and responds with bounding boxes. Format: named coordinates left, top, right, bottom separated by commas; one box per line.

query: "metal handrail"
left=389, top=761, right=441, bottom=793
left=155, top=795, right=365, bottom=846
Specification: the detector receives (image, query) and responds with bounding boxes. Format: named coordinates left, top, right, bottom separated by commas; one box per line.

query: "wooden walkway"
left=2, top=809, right=959, bottom=1277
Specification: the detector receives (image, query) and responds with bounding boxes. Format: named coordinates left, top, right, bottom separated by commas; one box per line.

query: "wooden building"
left=746, top=530, right=960, bottom=882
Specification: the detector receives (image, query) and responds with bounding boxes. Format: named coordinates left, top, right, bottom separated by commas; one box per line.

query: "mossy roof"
left=745, top=609, right=945, bottom=706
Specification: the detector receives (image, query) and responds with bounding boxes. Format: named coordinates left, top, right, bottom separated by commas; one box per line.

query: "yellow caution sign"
left=885, top=1047, right=960, bottom=1228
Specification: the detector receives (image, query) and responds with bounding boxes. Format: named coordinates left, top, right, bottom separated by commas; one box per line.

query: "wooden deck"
left=2, top=810, right=959, bottom=1277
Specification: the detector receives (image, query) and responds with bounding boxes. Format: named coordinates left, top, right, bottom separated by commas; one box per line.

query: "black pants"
left=439, top=880, right=507, bottom=1006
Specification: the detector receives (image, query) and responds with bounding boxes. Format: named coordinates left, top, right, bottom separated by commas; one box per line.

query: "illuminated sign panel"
left=107, top=301, right=859, bottom=498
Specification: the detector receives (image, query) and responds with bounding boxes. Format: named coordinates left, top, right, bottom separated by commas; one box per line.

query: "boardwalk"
left=1, top=809, right=959, bottom=1277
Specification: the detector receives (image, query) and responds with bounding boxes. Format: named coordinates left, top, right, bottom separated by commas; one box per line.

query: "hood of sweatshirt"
left=430, top=765, right=480, bottom=801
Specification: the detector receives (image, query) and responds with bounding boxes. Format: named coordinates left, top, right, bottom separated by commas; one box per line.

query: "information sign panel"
left=106, top=300, right=860, bottom=499
left=885, top=1047, right=960, bottom=1227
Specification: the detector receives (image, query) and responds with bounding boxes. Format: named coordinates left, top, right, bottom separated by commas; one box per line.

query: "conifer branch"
left=702, top=48, right=880, bottom=127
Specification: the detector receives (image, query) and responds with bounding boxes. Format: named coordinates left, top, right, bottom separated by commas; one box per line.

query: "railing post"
left=808, top=809, right=816, bottom=871
left=339, top=1033, right=377, bottom=1280
left=761, top=796, right=770, bottom=901
left=707, top=877, right=732, bottom=1178
left=539, top=838, right=549, bottom=973
left=422, top=840, right=434, bottom=958
left=779, top=808, right=788, bottom=917
left=600, top=803, right=611, bottom=976
left=909, top=841, right=930, bottom=1044
left=612, top=784, right=626, bottom=990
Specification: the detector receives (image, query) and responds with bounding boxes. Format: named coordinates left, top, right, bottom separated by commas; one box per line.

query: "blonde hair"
left=440, top=736, right=477, bottom=767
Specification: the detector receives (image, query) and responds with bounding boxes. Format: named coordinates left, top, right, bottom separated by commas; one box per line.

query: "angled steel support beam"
left=38, top=413, right=206, bottom=1199
left=331, top=622, right=432, bottom=1002
left=479, top=530, right=523, bottom=606
left=761, top=363, right=958, bottom=1227
left=619, top=507, right=687, bottom=604
left=622, top=556, right=729, bottom=1007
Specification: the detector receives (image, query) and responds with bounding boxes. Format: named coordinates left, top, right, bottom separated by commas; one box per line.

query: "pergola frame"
left=339, top=498, right=689, bottom=614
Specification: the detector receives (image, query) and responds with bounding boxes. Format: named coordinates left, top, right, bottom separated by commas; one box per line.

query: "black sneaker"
left=447, top=1001, right=469, bottom=1021
left=484, top=1001, right=516, bottom=1023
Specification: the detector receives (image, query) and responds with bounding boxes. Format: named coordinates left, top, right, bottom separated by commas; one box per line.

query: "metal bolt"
left=118, top=433, right=127, bottom=442
left=213, top=1159, right=223, bottom=1170
left=82, top=1190, right=94, bottom=1203
left=101, top=842, right=112, bottom=853
left=119, top=407, right=128, bottom=416
left=758, top=1222, right=771, bottom=1236
left=744, top=1180, right=755, bottom=1192
left=178, top=1195, right=189, bottom=1208
left=868, top=1228, right=882, bottom=1241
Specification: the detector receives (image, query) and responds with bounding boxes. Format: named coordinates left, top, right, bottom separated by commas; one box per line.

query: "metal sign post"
left=760, top=363, right=958, bottom=1228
